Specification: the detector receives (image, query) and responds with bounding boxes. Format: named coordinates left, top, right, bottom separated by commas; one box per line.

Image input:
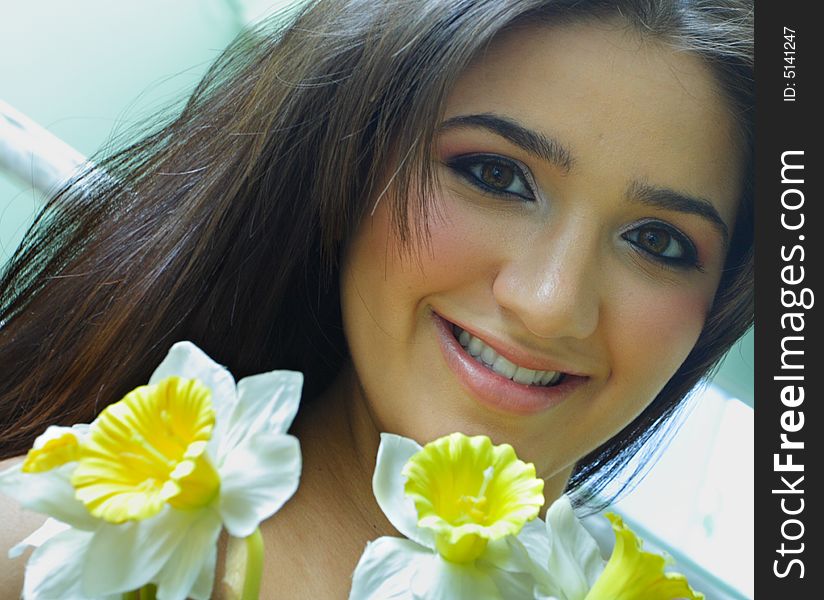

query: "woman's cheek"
left=422, top=224, right=485, bottom=283
left=396, top=194, right=502, bottom=295
left=344, top=191, right=497, bottom=341
left=612, top=284, right=711, bottom=402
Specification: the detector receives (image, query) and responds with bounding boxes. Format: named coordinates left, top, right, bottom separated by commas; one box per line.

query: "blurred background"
left=0, top=1, right=753, bottom=597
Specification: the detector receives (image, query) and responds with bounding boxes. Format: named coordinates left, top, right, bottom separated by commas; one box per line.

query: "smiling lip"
left=432, top=311, right=588, bottom=415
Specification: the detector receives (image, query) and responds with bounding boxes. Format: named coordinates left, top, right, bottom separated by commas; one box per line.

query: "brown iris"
left=636, top=225, right=671, bottom=255
left=480, top=161, right=515, bottom=190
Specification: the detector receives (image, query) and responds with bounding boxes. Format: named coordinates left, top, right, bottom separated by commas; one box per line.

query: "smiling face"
left=339, top=19, right=742, bottom=497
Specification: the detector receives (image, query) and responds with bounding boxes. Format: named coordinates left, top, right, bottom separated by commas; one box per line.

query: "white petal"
left=153, top=511, right=222, bottom=600
left=517, top=516, right=551, bottom=561
left=10, top=518, right=71, bottom=558
left=81, top=507, right=203, bottom=596
left=481, top=525, right=539, bottom=574
left=30, top=424, right=90, bottom=447
left=478, top=533, right=542, bottom=596
left=541, top=495, right=605, bottom=599
left=218, top=433, right=301, bottom=537
left=188, top=544, right=219, bottom=600
left=486, top=569, right=535, bottom=600
left=349, top=536, right=428, bottom=600
left=483, top=566, right=541, bottom=600
left=0, top=462, right=98, bottom=531
left=411, top=554, right=501, bottom=600
left=502, top=518, right=555, bottom=591
left=148, top=341, right=238, bottom=420
left=217, top=370, right=303, bottom=460
left=372, top=433, right=433, bottom=549
left=21, top=527, right=105, bottom=600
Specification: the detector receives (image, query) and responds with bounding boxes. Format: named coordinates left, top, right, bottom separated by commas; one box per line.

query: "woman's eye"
left=446, top=155, right=536, bottom=201
left=623, top=222, right=700, bottom=269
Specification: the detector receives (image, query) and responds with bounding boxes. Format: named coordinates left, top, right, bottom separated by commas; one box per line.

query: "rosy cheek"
left=395, top=194, right=498, bottom=291
left=613, top=286, right=710, bottom=392
left=347, top=193, right=493, bottom=331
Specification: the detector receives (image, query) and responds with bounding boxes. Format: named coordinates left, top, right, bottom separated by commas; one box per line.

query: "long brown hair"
left=0, top=0, right=753, bottom=506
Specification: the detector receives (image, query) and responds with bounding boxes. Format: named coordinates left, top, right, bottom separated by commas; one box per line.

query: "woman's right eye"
left=445, top=154, right=536, bottom=201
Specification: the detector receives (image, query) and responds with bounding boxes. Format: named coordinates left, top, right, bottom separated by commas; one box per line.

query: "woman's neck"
left=245, top=364, right=396, bottom=598
left=294, top=364, right=393, bottom=532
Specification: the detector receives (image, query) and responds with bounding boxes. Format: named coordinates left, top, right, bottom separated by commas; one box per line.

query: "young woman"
left=0, top=0, right=753, bottom=596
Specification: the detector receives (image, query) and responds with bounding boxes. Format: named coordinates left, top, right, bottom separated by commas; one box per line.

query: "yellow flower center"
left=22, top=431, right=81, bottom=473
left=585, top=513, right=704, bottom=600
left=71, top=376, right=221, bottom=523
left=402, top=433, right=544, bottom=564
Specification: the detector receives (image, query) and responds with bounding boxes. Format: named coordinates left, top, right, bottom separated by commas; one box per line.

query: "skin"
left=0, top=18, right=744, bottom=600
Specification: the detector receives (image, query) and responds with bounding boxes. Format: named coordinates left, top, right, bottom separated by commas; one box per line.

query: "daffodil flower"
left=0, top=341, right=303, bottom=600
left=349, top=432, right=545, bottom=599
left=527, top=495, right=704, bottom=600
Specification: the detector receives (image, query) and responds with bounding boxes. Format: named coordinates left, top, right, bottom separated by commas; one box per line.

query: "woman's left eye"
left=622, top=222, right=700, bottom=269
left=446, top=154, right=536, bottom=201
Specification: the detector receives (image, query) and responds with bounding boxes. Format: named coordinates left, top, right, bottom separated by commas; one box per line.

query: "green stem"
left=139, top=584, right=157, bottom=600
left=122, top=584, right=156, bottom=600
left=240, top=528, right=264, bottom=600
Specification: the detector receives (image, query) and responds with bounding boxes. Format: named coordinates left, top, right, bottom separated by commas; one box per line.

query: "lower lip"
left=432, top=311, right=586, bottom=416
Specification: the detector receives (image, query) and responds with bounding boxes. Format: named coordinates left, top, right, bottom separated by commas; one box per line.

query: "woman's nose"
left=492, top=228, right=601, bottom=341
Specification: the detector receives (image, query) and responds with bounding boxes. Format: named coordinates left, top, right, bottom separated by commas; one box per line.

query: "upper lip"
left=439, top=312, right=592, bottom=377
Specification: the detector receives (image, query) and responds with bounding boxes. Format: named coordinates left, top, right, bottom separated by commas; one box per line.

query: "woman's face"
left=340, top=20, right=742, bottom=493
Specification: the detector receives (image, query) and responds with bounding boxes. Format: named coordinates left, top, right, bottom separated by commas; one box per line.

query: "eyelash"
left=445, top=154, right=537, bottom=201
left=445, top=154, right=703, bottom=271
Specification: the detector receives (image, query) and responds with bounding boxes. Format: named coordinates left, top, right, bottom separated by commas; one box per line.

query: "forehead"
left=441, top=18, right=743, bottom=228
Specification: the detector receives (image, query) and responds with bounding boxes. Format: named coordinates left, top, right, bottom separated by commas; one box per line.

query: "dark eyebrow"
left=628, top=180, right=730, bottom=247
left=438, top=113, right=574, bottom=174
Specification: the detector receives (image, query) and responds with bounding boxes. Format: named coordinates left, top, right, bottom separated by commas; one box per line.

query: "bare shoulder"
left=0, top=456, right=47, bottom=595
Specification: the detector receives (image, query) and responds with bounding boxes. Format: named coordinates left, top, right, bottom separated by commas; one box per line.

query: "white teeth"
left=452, top=325, right=564, bottom=387
left=468, top=337, right=484, bottom=357
left=513, top=366, right=536, bottom=385
left=541, top=371, right=562, bottom=385
left=480, top=346, right=497, bottom=366
left=492, top=355, right=517, bottom=379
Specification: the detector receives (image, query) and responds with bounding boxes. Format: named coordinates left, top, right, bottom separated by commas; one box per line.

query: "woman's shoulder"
left=0, top=456, right=47, bottom=594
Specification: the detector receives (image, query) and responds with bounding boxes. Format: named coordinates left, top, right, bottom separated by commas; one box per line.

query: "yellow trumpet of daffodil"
left=403, top=432, right=545, bottom=563
left=70, top=376, right=220, bottom=523
left=350, top=432, right=546, bottom=599
left=531, top=494, right=704, bottom=600
left=585, top=513, right=704, bottom=600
